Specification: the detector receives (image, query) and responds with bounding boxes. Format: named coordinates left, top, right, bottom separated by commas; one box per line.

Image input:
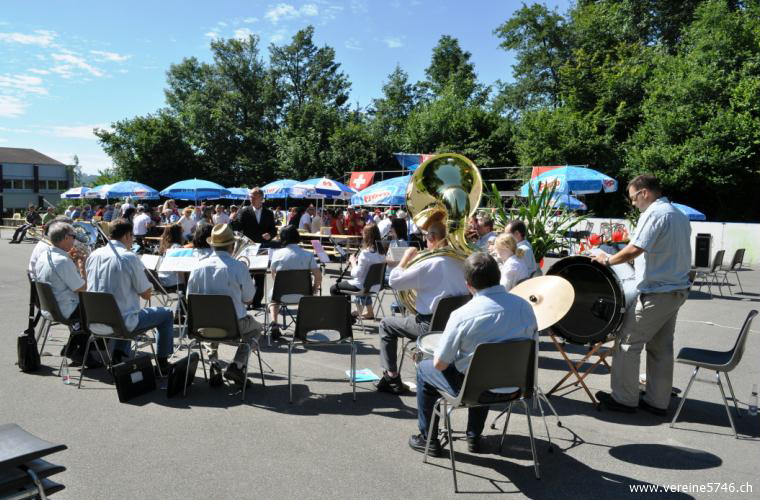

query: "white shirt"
left=271, top=244, right=318, bottom=273
left=120, top=203, right=134, bottom=216
left=86, top=240, right=152, bottom=332
left=253, top=207, right=263, bottom=223
left=178, top=216, right=197, bottom=238
left=477, top=231, right=497, bottom=250
left=213, top=212, right=230, bottom=225
left=517, top=240, right=539, bottom=276
left=133, top=213, right=152, bottom=236
left=35, top=246, right=84, bottom=319
left=376, top=218, right=392, bottom=238
left=389, top=255, right=468, bottom=315
left=499, top=255, right=530, bottom=291
left=28, top=240, right=49, bottom=277
left=158, top=243, right=182, bottom=287
left=348, top=249, right=386, bottom=289
left=299, top=212, right=312, bottom=231
left=310, top=214, right=322, bottom=233
left=187, top=250, right=255, bottom=320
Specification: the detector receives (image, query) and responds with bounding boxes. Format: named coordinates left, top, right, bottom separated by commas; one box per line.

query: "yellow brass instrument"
left=232, top=232, right=256, bottom=268
left=397, top=153, right=483, bottom=314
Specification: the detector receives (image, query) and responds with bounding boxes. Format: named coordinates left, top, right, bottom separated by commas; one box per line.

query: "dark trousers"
left=12, top=224, right=32, bottom=242
left=417, top=360, right=489, bottom=439
left=378, top=314, right=431, bottom=373
left=253, top=274, right=265, bottom=308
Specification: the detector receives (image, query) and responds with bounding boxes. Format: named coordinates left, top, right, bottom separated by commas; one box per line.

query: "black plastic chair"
left=398, top=294, right=471, bottom=373
left=671, top=310, right=757, bottom=438
left=693, top=249, right=725, bottom=297
left=266, top=269, right=313, bottom=336
left=721, top=248, right=746, bottom=294
left=0, top=423, right=67, bottom=499
left=34, top=282, right=88, bottom=377
left=422, top=339, right=540, bottom=491
left=341, top=262, right=385, bottom=328
left=77, top=291, right=163, bottom=388
left=187, top=294, right=266, bottom=400
left=288, top=296, right=355, bottom=403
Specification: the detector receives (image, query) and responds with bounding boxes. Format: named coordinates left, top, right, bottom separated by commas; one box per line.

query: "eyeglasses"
left=66, top=233, right=76, bottom=239
left=629, top=189, right=644, bottom=203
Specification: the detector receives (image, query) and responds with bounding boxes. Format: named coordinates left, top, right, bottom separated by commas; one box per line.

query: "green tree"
left=369, top=65, right=419, bottom=170
left=422, top=35, right=483, bottom=101
left=95, top=112, right=202, bottom=189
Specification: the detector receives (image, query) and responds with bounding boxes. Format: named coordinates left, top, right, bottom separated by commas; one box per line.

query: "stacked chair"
left=0, top=424, right=67, bottom=499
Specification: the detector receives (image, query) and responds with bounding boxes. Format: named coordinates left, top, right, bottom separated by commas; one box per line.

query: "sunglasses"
left=628, top=189, right=644, bottom=203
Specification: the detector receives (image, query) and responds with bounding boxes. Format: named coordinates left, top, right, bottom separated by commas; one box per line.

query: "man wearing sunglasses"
left=592, top=174, right=691, bottom=416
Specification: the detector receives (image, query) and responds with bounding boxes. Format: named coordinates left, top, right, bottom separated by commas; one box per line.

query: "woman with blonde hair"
left=491, top=232, right=530, bottom=291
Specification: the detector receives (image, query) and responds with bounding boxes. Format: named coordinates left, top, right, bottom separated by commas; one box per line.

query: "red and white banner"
left=349, top=171, right=375, bottom=191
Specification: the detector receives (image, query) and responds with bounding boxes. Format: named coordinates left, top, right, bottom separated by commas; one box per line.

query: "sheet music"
left=248, top=255, right=270, bottom=270
left=388, top=246, right=408, bottom=262
left=159, top=249, right=201, bottom=272
left=140, top=254, right=161, bottom=271
left=310, top=239, right=331, bottom=265
left=239, top=243, right=261, bottom=259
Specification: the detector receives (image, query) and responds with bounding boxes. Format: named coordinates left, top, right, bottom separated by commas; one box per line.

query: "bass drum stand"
left=546, top=333, right=614, bottom=407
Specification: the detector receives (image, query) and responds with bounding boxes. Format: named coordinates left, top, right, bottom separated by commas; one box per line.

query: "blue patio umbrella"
left=350, top=175, right=411, bottom=206
left=60, top=186, right=90, bottom=199
left=551, top=193, right=587, bottom=211
left=672, top=202, right=706, bottom=221
left=100, top=181, right=160, bottom=200
left=261, top=179, right=299, bottom=199
left=84, top=183, right=112, bottom=199
left=160, top=179, right=231, bottom=201
left=520, top=166, right=618, bottom=196
left=224, top=187, right=250, bottom=200
left=292, top=177, right=356, bottom=200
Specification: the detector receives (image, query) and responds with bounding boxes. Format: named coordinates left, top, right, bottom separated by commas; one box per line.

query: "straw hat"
left=207, top=223, right=236, bottom=247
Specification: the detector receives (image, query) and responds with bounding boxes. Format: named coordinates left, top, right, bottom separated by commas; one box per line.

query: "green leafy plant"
left=486, top=181, right=588, bottom=263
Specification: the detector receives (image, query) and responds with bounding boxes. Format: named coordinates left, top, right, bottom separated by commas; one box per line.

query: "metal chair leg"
left=537, top=388, right=562, bottom=426
left=423, top=398, right=441, bottom=464
left=255, top=342, right=265, bottom=387
left=715, top=371, right=738, bottom=438
left=351, top=342, right=356, bottom=401
left=536, top=394, right=553, bottom=451
left=38, top=319, right=52, bottom=355
left=288, top=342, right=294, bottom=403
left=523, top=400, right=541, bottom=479
left=723, top=372, right=741, bottom=417
left=77, top=335, right=93, bottom=388
left=241, top=344, right=251, bottom=401
left=182, top=348, right=193, bottom=397
left=444, top=403, right=459, bottom=493
left=499, top=402, right=513, bottom=451
left=671, top=366, right=698, bottom=427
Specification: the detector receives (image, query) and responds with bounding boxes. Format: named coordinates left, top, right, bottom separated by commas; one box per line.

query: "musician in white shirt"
left=491, top=232, right=530, bottom=291
left=376, top=221, right=468, bottom=394
left=34, top=222, right=85, bottom=322
left=506, top=219, right=541, bottom=277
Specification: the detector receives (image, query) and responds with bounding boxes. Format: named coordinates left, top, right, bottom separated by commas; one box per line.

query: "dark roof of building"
left=0, top=147, right=66, bottom=166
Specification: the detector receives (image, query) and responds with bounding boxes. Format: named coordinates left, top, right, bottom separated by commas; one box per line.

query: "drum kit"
left=415, top=254, right=638, bottom=407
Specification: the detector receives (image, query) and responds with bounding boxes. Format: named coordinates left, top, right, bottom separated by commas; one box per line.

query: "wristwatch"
left=604, top=255, right=611, bottom=266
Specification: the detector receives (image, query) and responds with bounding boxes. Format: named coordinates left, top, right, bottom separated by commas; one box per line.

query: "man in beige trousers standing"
left=592, top=174, right=691, bottom=416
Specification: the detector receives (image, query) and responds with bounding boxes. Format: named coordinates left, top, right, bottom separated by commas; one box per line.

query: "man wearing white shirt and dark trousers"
left=409, top=252, right=538, bottom=455
left=376, top=221, right=469, bottom=394
left=132, top=205, right=153, bottom=252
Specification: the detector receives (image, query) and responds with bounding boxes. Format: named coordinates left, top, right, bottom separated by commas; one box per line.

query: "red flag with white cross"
left=349, top=171, right=375, bottom=191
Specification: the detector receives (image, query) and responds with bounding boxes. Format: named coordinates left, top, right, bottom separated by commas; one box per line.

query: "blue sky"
left=1, top=0, right=569, bottom=175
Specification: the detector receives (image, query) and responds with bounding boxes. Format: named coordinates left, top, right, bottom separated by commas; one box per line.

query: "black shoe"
left=269, top=323, right=282, bottom=342
left=408, top=433, right=441, bottom=457
left=209, top=362, right=223, bottom=387
left=111, top=350, right=128, bottom=365
left=596, top=391, right=636, bottom=413
left=638, top=398, right=667, bottom=416
left=224, top=363, right=247, bottom=385
left=467, top=435, right=483, bottom=453
left=375, top=373, right=410, bottom=395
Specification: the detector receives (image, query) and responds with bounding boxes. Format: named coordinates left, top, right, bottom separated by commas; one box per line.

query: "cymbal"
left=510, top=276, right=575, bottom=330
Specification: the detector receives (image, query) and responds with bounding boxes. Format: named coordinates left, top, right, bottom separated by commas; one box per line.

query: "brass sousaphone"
left=398, top=153, right=483, bottom=314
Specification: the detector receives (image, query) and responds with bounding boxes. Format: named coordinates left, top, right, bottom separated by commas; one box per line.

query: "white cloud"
left=270, top=32, right=287, bottom=43
left=50, top=52, right=104, bottom=78
left=350, top=0, right=368, bottom=14
left=344, top=37, right=362, bottom=50
left=0, top=95, right=26, bottom=117
left=0, top=74, right=47, bottom=95
left=90, top=50, right=131, bottom=62
left=49, top=124, right=108, bottom=140
left=382, top=36, right=404, bottom=49
left=27, top=68, right=50, bottom=75
left=0, top=30, right=56, bottom=47
left=243, top=17, right=259, bottom=23
left=265, top=3, right=319, bottom=23
left=204, top=31, right=219, bottom=38
left=233, top=28, right=254, bottom=40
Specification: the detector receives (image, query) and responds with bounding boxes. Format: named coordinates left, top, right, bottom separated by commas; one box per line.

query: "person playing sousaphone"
left=375, top=221, right=468, bottom=395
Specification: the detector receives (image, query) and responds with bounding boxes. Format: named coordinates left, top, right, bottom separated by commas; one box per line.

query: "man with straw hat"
left=187, top=224, right=263, bottom=386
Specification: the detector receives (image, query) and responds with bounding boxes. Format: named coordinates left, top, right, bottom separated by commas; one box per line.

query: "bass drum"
left=546, top=256, right=638, bottom=345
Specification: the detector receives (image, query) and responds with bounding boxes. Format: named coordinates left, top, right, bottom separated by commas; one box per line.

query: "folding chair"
left=187, top=294, right=266, bottom=400
left=398, top=294, right=471, bottom=373
left=693, top=249, right=725, bottom=297
left=423, top=339, right=541, bottom=492
left=265, top=269, right=313, bottom=337
left=288, top=296, right=355, bottom=403
left=77, top=291, right=164, bottom=388
left=34, top=282, right=84, bottom=373
left=341, top=262, right=385, bottom=329
left=671, top=310, right=757, bottom=438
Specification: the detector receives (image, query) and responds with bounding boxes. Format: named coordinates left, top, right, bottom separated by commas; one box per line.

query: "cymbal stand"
left=546, top=333, right=613, bottom=407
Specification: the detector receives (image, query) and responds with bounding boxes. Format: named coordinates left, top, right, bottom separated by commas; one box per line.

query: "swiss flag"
left=349, top=171, right=375, bottom=191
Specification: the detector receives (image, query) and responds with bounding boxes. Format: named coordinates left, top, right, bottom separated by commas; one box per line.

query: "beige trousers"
left=610, top=290, right=688, bottom=409
left=205, top=315, right=262, bottom=367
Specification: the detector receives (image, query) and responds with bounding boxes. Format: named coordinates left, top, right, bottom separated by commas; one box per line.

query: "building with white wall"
left=0, top=147, right=71, bottom=215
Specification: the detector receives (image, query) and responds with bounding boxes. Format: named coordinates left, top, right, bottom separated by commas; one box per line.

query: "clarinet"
left=335, top=247, right=361, bottom=283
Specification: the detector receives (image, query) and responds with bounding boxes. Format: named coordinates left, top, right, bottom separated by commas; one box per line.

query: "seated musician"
left=491, top=232, right=529, bottom=291
left=505, top=219, right=541, bottom=277
left=34, top=222, right=85, bottom=322
left=330, top=223, right=386, bottom=321
left=85, top=218, right=174, bottom=372
left=187, top=224, right=262, bottom=386
left=267, top=225, right=321, bottom=341
left=475, top=215, right=496, bottom=250
left=9, top=204, right=42, bottom=244
left=409, top=252, right=538, bottom=456
left=183, top=222, right=213, bottom=257
left=157, top=224, right=184, bottom=288
left=375, top=221, right=468, bottom=394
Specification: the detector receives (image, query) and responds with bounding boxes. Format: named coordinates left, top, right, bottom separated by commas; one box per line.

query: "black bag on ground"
left=17, top=328, right=41, bottom=372
left=112, top=355, right=156, bottom=403
left=167, top=353, right=200, bottom=398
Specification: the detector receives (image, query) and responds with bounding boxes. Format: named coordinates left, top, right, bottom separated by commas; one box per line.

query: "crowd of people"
left=19, top=172, right=691, bottom=457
